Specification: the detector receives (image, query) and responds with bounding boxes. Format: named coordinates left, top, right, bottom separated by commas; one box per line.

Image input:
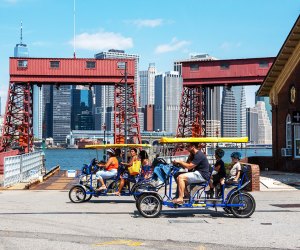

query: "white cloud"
left=155, top=38, right=190, bottom=54
left=71, top=31, right=133, bottom=51
left=130, top=19, right=163, bottom=28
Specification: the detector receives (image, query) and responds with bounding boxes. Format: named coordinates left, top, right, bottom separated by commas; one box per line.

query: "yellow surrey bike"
left=135, top=137, right=256, bottom=218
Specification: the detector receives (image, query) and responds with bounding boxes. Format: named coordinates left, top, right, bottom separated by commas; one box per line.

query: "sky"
left=0, top=0, right=299, bottom=115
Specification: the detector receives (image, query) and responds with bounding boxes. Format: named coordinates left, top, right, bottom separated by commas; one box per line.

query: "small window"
left=18, top=60, right=28, bottom=68
left=86, top=61, right=96, bottom=69
left=286, top=114, right=292, bottom=149
left=220, top=62, right=230, bottom=70
left=259, top=61, right=269, bottom=68
left=50, top=61, right=60, bottom=68
left=190, top=64, right=199, bottom=71
left=294, top=125, right=300, bottom=158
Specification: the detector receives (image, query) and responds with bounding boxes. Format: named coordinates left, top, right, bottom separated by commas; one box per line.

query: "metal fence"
left=3, top=151, right=44, bottom=187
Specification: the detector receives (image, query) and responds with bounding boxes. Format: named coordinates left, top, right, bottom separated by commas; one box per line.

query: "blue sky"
left=0, top=0, right=299, bottom=114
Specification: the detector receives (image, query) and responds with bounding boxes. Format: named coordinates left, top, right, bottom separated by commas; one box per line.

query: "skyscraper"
left=93, top=85, right=114, bottom=130
left=14, top=22, right=29, bottom=58
left=255, top=101, right=272, bottom=144
left=255, top=92, right=272, bottom=124
left=139, top=63, right=156, bottom=108
left=221, top=86, right=246, bottom=137
left=154, top=71, right=182, bottom=134
left=42, top=85, right=53, bottom=139
left=71, top=87, right=94, bottom=130
left=206, top=87, right=221, bottom=137
left=246, top=107, right=258, bottom=143
left=94, top=50, right=140, bottom=131
left=52, top=85, right=71, bottom=144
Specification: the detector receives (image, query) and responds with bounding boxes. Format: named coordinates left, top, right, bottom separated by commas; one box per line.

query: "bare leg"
left=96, top=177, right=106, bottom=190
left=114, top=178, right=124, bottom=195
left=177, top=174, right=187, bottom=203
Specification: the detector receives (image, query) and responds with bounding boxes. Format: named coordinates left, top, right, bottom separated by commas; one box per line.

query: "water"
left=43, top=147, right=272, bottom=171
left=207, top=147, right=272, bottom=163
left=44, top=149, right=103, bottom=171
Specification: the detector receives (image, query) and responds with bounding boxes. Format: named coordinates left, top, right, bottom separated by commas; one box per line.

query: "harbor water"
left=44, top=147, right=272, bottom=171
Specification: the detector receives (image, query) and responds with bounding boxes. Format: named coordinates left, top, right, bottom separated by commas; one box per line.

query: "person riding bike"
left=113, top=148, right=139, bottom=195
left=226, top=151, right=242, bottom=184
left=208, top=147, right=226, bottom=198
left=139, top=150, right=151, bottom=179
left=95, top=148, right=119, bottom=191
left=171, top=142, right=210, bottom=205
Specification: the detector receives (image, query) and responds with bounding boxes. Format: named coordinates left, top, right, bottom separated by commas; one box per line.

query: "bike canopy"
left=159, top=137, right=248, bottom=144
left=85, top=143, right=152, bottom=149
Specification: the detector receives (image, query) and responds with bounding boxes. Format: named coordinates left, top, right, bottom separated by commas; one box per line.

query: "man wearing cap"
left=95, top=148, right=119, bottom=191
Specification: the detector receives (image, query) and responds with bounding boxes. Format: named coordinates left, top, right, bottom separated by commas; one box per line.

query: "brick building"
left=258, top=15, right=300, bottom=172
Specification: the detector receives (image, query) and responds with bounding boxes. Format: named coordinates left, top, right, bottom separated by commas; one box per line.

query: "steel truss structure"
left=114, top=82, right=141, bottom=144
left=0, top=57, right=140, bottom=154
left=0, top=82, right=33, bottom=153
left=175, top=86, right=206, bottom=153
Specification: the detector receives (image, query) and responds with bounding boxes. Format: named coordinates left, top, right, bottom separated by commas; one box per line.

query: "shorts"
left=95, top=169, right=117, bottom=180
left=213, top=173, right=226, bottom=186
left=185, top=171, right=206, bottom=184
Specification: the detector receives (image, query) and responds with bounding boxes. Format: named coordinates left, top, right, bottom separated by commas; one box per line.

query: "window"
left=18, top=60, right=28, bottom=68
left=286, top=114, right=292, bottom=148
left=220, top=62, right=230, bottom=69
left=50, top=61, right=60, bottom=68
left=190, top=64, right=199, bottom=71
left=294, top=125, right=300, bottom=158
left=259, top=61, right=269, bottom=68
left=86, top=61, right=96, bottom=69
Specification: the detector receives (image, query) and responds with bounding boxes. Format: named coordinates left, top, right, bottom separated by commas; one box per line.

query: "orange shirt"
left=106, top=157, right=119, bottom=171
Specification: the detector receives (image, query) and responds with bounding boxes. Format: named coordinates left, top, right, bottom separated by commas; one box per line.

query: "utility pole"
left=124, top=62, right=128, bottom=145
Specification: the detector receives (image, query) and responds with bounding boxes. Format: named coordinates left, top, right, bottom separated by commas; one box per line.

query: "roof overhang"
left=258, top=15, right=300, bottom=100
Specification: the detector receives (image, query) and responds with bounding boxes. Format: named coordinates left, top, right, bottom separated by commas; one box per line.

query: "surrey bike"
left=135, top=136, right=256, bottom=218
left=68, top=144, right=154, bottom=203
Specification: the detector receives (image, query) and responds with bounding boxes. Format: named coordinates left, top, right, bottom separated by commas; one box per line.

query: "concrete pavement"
left=260, top=171, right=300, bottom=191
left=0, top=189, right=299, bottom=250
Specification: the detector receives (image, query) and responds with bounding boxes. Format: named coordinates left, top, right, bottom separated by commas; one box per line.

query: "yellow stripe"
left=159, top=137, right=248, bottom=143
left=85, top=144, right=152, bottom=149
left=95, top=239, right=143, bottom=247
left=192, top=204, right=206, bottom=207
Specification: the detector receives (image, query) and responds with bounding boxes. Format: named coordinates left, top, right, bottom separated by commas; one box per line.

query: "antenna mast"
left=73, top=0, right=76, bottom=58
left=20, top=21, right=23, bottom=45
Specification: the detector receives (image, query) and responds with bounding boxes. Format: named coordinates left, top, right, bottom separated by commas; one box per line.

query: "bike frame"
left=77, top=159, right=153, bottom=197
left=149, top=164, right=251, bottom=209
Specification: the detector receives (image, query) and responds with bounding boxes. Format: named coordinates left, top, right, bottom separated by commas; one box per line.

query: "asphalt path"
left=0, top=190, right=299, bottom=250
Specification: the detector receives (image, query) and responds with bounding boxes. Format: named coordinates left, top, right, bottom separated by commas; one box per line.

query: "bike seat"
left=189, top=180, right=208, bottom=188
left=225, top=179, right=239, bottom=186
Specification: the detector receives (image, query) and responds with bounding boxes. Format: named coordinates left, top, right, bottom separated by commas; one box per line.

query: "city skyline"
left=0, top=0, right=299, bottom=114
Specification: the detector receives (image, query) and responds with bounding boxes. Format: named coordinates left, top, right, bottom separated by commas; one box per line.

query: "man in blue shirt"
left=172, top=142, right=210, bottom=204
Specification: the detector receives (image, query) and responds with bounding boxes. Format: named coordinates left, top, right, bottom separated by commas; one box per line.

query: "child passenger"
left=227, top=151, right=242, bottom=184
left=208, top=147, right=226, bottom=198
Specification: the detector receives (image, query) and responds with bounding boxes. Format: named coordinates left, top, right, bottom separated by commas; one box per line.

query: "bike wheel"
left=229, top=192, right=256, bottom=218
left=137, top=194, right=162, bottom=218
left=223, top=207, right=232, bottom=214
left=132, top=183, right=155, bottom=200
left=69, top=186, right=86, bottom=203
left=107, top=180, right=120, bottom=193
left=84, top=186, right=93, bottom=202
